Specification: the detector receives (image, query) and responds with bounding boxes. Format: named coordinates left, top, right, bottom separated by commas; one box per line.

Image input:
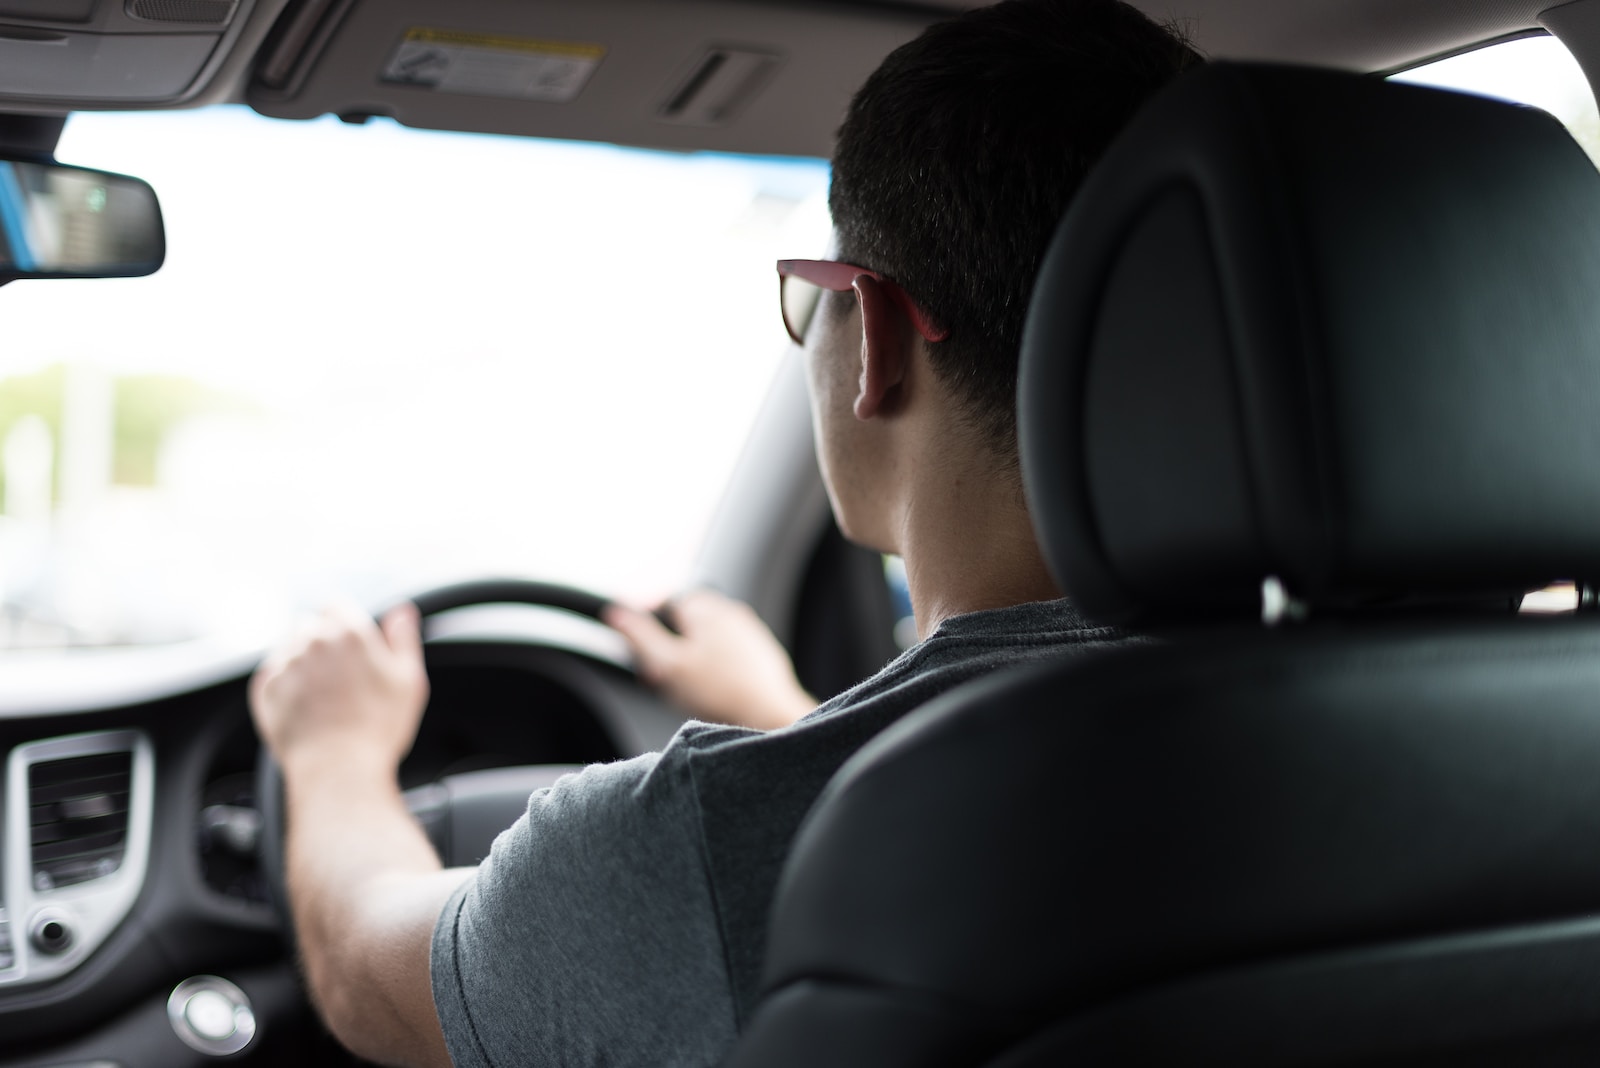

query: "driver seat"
left=724, top=63, right=1600, bottom=1065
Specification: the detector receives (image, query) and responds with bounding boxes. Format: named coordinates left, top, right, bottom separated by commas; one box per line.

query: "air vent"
left=658, top=46, right=781, bottom=127
left=29, top=750, right=133, bottom=890
left=0, top=910, right=12, bottom=971
left=125, top=0, right=235, bottom=24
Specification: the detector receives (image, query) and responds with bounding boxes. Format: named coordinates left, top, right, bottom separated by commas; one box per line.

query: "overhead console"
left=0, top=0, right=269, bottom=107
left=247, top=0, right=934, bottom=157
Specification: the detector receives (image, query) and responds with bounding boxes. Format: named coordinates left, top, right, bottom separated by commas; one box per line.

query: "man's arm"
left=250, top=602, right=461, bottom=1068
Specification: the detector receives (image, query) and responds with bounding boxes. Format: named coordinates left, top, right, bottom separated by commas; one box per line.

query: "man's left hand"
left=248, top=600, right=459, bottom=1068
left=250, top=601, right=430, bottom=776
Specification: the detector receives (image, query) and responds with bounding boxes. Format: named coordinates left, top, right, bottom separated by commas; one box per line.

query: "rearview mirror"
left=0, top=159, right=164, bottom=283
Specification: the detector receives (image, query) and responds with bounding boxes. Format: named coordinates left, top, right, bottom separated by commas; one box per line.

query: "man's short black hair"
left=830, top=0, right=1200, bottom=460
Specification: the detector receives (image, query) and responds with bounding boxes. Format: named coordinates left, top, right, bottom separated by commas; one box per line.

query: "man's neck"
left=896, top=452, right=1062, bottom=641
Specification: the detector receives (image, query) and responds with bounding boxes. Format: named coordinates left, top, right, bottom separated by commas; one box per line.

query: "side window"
left=1391, top=33, right=1600, bottom=166
left=789, top=521, right=902, bottom=703
left=883, top=555, right=917, bottom=650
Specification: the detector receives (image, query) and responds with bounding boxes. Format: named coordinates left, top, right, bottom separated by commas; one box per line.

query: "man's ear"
left=851, top=274, right=911, bottom=421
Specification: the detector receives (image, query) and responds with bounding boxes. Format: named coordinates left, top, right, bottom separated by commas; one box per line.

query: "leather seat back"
left=726, top=63, right=1600, bottom=1066
left=733, top=622, right=1600, bottom=1066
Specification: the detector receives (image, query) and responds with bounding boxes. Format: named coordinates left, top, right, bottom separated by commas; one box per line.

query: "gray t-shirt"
left=431, top=598, right=1126, bottom=1067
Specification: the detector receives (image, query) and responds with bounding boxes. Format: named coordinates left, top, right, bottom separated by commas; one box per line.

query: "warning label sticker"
left=382, top=28, right=605, bottom=103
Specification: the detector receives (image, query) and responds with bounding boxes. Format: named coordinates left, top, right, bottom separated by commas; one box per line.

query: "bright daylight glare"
left=0, top=107, right=830, bottom=649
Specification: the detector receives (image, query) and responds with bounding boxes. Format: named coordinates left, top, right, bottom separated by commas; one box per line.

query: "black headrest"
left=1019, top=62, right=1600, bottom=627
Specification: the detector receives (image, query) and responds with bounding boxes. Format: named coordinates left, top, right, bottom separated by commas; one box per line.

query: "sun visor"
left=247, top=0, right=932, bottom=157
left=0, top=0, right=257, bottom=107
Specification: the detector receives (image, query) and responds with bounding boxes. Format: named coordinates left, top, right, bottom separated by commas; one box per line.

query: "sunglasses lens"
left=780, top=274, right=823, bottom=343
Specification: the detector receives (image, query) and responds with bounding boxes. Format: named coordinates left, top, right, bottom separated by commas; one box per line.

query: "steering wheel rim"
left=253, top=578, right=631, bottom=931
left=405, top=578, right=613, bottom=623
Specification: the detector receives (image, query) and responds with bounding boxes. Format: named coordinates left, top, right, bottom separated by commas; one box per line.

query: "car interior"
left=2, top=0, right=1600, bottom=1066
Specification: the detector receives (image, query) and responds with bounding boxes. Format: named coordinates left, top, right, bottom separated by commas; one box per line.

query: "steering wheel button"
left=184, top=989, right=238, bottom=1040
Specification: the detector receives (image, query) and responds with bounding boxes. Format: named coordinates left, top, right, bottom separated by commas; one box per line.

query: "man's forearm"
left=283, top=748, right=469, bottom=1067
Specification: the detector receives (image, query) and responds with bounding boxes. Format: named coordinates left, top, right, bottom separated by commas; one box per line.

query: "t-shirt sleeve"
left=430, top=744, right=737, bottom=1068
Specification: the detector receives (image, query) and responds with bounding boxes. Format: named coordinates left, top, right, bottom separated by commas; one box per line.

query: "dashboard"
left=0, top=612, right=684, bottom=1067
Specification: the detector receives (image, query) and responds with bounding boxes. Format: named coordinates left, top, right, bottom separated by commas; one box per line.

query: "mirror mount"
left=0, top=114, right=66, bottom=161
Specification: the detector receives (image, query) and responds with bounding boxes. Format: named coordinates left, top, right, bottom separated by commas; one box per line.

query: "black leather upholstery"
left=725, top=64, right=1600, bottom=1067
left=1021, top=63, right=1600, bottom=626
left=731, top=622, right=1600, bottom=1066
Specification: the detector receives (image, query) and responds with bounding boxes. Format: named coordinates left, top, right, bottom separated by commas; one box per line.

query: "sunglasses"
left=776, top=259, right=949, bottom=345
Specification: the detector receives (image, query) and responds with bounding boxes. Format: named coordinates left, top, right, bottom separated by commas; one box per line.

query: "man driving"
left=248, top=2, right=1200, bottom=1064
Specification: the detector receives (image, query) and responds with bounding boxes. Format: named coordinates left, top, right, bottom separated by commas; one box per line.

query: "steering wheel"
left=253, top=579, right=643, bottom=928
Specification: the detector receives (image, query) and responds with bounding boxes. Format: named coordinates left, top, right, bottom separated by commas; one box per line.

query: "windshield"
left=0, top=108, right=830, bottom=649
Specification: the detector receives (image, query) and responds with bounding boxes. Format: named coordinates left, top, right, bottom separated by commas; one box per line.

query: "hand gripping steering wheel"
left=253, top=579, right=638, bottom=929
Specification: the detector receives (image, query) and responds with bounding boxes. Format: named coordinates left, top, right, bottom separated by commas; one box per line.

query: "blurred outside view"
left=0, top=107, right=829, bottom=650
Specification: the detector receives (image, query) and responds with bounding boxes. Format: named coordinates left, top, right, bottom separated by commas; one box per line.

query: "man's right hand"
left=603, top=590, right=815, bottom=730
